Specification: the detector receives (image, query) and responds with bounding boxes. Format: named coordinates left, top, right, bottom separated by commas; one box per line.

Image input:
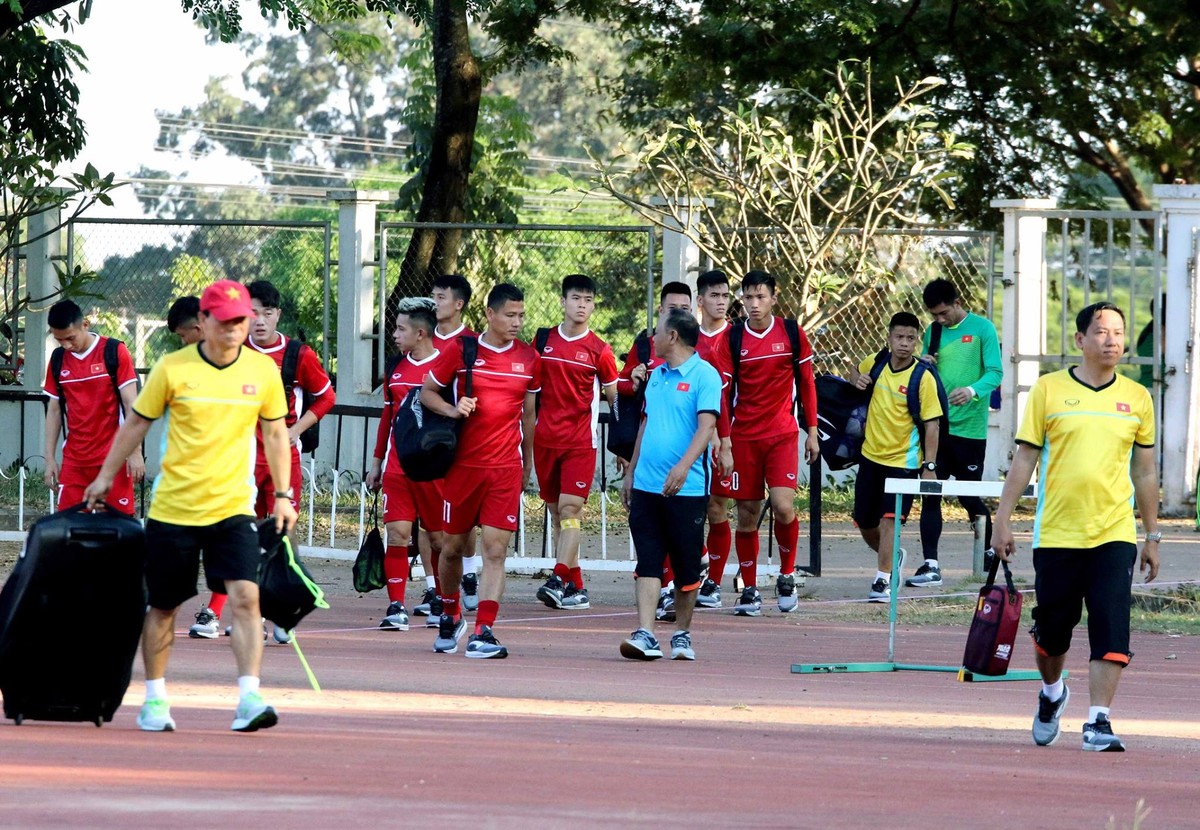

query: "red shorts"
left=441, top=464, right=522, bottom=535
left=254, top=452, right=302, bottom=519
left=381, top=467, right=444, bottom=531
left=534, top=445, right=596, bottom=503
left=59, top=462, right=134, bottom=514
left=712, top=431, right=800, bottom=500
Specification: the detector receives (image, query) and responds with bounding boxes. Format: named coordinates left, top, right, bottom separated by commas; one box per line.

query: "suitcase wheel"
left=94, top=717, right=103, bottom=728
left=13, top=714, right=23, bottom=725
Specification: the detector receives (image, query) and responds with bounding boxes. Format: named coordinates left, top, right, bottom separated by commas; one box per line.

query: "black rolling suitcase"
left=0, top=504, right=147, bottom=726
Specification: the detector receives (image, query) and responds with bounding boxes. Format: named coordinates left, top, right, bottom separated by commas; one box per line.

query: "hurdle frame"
left=792, top=478, right=1050, bottom=682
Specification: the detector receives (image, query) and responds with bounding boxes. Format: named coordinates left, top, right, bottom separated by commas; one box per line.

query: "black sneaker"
left=461, top=572, right=479, bottom=612
left=433, top=613, right=467, bottom=654
left=655, top=590, right=676, bottom=622
left=905, top=562, right=943, bottom=587
left=776, top=573, right=798, bottom=613
left=378, top=601, right=410, bottom=631
left=537, top=575, right=566, bottom=609
left=413, top=587, right=437, bottom=617
left=465, top=625, right=508, bottom=659
left=1082, top=714, right=1125, bottom=752
left=1032, top=685, right=1070, bottom=746
left=868, top=578, right=890, bottom=602
left=560, top=585, right=591, bottom=609
left=733, top=586, right=762, bottom=617
left=425, top=596, right=444, bottom=628
left=620, top=628, right=663, bottom=660
left=697, top=579, right=722, bottom=609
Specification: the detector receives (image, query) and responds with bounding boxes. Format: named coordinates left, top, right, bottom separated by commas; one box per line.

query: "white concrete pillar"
left=19, top=202, right=65, bottom=470
left=988, top=199, right=1056, bottom=477
left=1152, top=184, right=1200, bottom=515
left=648, top=197, right=711, bottom=302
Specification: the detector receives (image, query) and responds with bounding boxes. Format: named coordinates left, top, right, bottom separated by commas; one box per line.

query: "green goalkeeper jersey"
left=920, top=311, right=1002, bottom=440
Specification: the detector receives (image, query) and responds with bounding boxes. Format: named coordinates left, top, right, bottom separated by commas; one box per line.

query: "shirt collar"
left=657, top=351, right=704, bottom=377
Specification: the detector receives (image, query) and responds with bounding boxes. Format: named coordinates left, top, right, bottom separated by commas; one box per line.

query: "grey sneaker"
left=1032, top=685, right=1070, bottom=746
left=379, top=601, right=410, bottom=631
left=868, top=578, right=890, bottom=602
left=461, top=572, right=480, bottom=612
left=620, top=628, right=663, bottom=660
left=560, top=585, right=591, bottom=610
left=137, top=699, right=176, bottom=732
left=433, top=614, right=467, bottom=654
left=670, top=631, right=695, bottom=661
left=412, top=587, right=436, bottom=617
left=271, top=625, right=292, bottom=644
left=776, top=573, right=798, bottom=613
left=697, top=579, right=722, bottom=608
left=464, top=625, right=508, bottom=659
left=188, top=607, right=220, bottom=639
left=1082, top=713, right=1125, bottom=752
left=733, top=587, right=762, bottom=617
left=537, top=575, right=566, bottom=609
left=425, top=597, right=444, bottom=629
left=655, top=590, right=676, bottom=622
left=905, top=562, right=943, bottom=587
left=231, top=691, right=278, bottom=732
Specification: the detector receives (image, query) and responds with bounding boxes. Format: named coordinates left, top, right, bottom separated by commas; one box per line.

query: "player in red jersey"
left=709, top=270, right=819, bottom=616
left=43, top=300, right=144, bottom=514
left=531, top=274, right=619, bottom=611
left=420, top=283, right=541, bottom=659
left=366, top=298, right=444, bottom=632
left=428, top=273, right=483, bottom=614
left=188, top=280, right=335, bottom=642
left=693, top=270, right=737, bottom=609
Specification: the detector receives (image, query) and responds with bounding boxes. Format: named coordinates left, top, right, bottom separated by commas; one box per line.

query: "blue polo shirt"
left=633, top=351, right=723, bottom=497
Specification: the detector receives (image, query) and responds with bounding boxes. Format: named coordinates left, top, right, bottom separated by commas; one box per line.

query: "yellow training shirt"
left=1016, top=368, right=1155, bottom=549
left=857, top=355, right=944, bottom=469
left=135, top=344, right=287, bottom=526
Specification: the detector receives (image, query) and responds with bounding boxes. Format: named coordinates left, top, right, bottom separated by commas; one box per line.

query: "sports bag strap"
left=461, top=336, right=478, bottom=398
left=928, top=322, right=943, bottom=357
left=281, top=338, right=303, bottom=389
left=868, top=348, right=889, bottom=385
left=534, top=327, right=551, bottom=354
left=728, top=321, right=745, bottom=401
left=51, top=346, right=66, bottom=420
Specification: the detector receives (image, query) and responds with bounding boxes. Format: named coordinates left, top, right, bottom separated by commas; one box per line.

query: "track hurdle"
left=792, top=478, right=1050, bottom=682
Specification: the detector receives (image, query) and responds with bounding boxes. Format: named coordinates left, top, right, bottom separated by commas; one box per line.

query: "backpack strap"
left=50, top=346, right=66, bottom=421
left=461, top=336, right=478, bottom=398
left=727, top=321, right=746, bottom=403
left=927, top=322, right=943, bottom=357
left=281, top=338, right=303, bottom=390
left=634, top=329, right=651, bottom=366
left=783, top=318, right=804, bottom=419
left=534, top=327, right=551, bottom=354
left=868, top=348, right=890, bottom=385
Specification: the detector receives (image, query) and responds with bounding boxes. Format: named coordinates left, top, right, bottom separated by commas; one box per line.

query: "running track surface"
left=3, top=596, right=1198, bottom=829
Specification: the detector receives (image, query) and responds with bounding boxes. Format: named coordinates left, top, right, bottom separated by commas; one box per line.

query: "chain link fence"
left=377, top=222, right=656, bottom=364
left=66, top=218, right=333, bottom=371
left=701, top=228, right=997, bottom=374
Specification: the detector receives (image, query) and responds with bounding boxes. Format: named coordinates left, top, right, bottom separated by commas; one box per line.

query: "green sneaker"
left=137, top=699, right=176, bottom=732
left=231, top=691, right=278, bottom=733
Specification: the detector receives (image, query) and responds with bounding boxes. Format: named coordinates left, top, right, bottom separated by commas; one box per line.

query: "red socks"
left=554, top=562, right=571, bottom=585
left=569, top=566, right=584, bottom=591
left=476, top=599, right=499, bottom=633
left=707, top=521, right=732, bottom=586
left=735, top=530, right=759, bottom=588
left=774, top=517, right=800, bottom=575
left=383, top=545, right=410, bottom=603
left=441, top=592, right=460, bottom=620
left=662, top=559, right=676, bottom=587
left=208, top=592, right=227, bottom=617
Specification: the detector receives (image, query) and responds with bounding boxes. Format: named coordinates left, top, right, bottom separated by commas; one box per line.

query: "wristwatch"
left=276, top=488, right=295, bottom=500
left=921, top=461, right=938, bottom=472
left=1145, top=531, right=1163, bottom=543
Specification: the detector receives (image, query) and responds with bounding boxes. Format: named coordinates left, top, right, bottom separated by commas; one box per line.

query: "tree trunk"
left=386, top=0, right=481, bottom=328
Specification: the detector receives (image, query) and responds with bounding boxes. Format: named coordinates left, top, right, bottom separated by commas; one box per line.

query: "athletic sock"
left=383, top=545, right=410, bottom=603
left=569, top=566, right=585, bottom=591
left=735, top=530, right=759, bottom=588
left=425, top=574, right=436, bottom=590
left=441, top=592, right=461, bottom=620
left=476, top=599, right=499, bottom=633
left=1042, top=679, right=1065, bottom=702
left=662, top=559, right=675, bottom=586
left=774, top=517, right=799, bottom=575
left=924, top=558, right=939, bottom=569
left=145, top=677, right=167, bottom=702
left=707, top=520, right=732, bottom=586
left=875, top=570, right=890, bottom=583
left=553, top=562, right=572, bottom=586
left=209, top=593, right=228, bottom=617
left=1088, top=705, right=1110, bottom=723
left=237, top=675, right=260, bottom=699
left=464, top=554, right=481, bottom=577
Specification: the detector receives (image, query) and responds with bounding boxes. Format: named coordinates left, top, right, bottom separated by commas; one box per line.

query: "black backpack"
left=392, top=337, right=478, bottom=482
left=814, top=374, right=870, bottom=470
left=865, top=348, right=950, bottom=458
left=280, top=338, right=321, bottom=454
left=50, top=337, right=134, bottom=426
left=726, top=318, right=810, bottom=423
left=256, top=521, right=329, bottom=631
left=606, top=330, right=651, bottom=461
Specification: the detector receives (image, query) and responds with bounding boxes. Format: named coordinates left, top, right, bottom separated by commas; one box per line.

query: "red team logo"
left=772, top=342, right=787, bottom=352
left=512, top=363, right=525, bottom=372
left=576, top=351, right=588, bottom=361
left=676, top=382, right=690, bottom=392
left=961, top=335, right=974, bottom=343
left=90, top=363, right=105, bottom=374
left=1116, top=402, right=1131, bottom=413
left=898, top=384, right=908, bottom=394
left=242, top=384, right=257, bottom=395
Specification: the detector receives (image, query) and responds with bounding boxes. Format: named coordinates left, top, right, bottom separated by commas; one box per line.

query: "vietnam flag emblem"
left=1116, top=402, right=1131, bottom=413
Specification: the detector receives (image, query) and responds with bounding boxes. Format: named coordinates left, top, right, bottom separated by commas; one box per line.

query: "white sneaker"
left=188, top=607, right=219, bottom=639
left=137, top=699, right=176, bottom=732
left=231, top=692, right=278, bottom=732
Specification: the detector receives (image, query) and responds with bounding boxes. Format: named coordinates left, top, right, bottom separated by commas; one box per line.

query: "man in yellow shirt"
left=850, top=312, right=943, bottom=602
left=994, top=301, right=1159, bottom=752
left=85, top=280, right=298, bottom=734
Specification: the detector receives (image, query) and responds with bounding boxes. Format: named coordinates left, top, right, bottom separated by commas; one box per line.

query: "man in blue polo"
left=620, top=308, right=722, bottom=661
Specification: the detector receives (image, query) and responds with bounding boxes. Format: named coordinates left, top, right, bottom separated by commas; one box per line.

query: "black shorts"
left=933, top=435, right=987, bottom=482
left=853, top=457, right=917, bottom=530
left=145, top=516, right=261, bottom=611
left=1030, top=541, right=1137, bottom=664
left=629, top=490, right=706, bottom=590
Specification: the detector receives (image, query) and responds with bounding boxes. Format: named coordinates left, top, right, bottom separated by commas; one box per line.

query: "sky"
left=63, top=1, right=260, bottom=215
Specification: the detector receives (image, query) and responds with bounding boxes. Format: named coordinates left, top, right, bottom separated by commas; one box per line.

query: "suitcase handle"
left=67, top=527, right=120, bottom=543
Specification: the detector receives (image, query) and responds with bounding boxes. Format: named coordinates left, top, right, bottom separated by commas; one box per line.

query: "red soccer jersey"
left=696, top=320, right=730, bottom=365
left=246, top=334, right=335, bottom=452
left=697, top=321, right=734, bottom=439
left=428, top=335, right=542, bottom=468
left=534, top=326, right=619, bottom=450
left=43, top=334, right=138, bottom=464
left=615, top=332, right=664, bottom=398
left=434, top=323, right=476, bottom=346
left=710, top=316, right=818, bottom=440
left=374, top=349, right=441, bottom=471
